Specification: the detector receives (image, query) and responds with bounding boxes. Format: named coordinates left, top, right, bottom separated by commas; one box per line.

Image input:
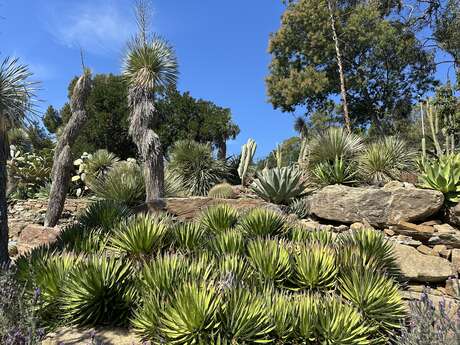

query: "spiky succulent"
left=238, top=208, right=286, bottom=238
left=200, top=204, right=239, bottom=234
left=208, top=183, right=235, bottom=199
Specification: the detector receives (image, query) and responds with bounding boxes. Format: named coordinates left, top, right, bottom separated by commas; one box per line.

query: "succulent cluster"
left=16, top=201, right=405, bottom=344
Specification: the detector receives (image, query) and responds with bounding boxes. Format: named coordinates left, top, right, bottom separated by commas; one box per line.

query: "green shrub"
left=84, top=149, right=120, bottom=180
left=247, top=238, right=291, bottom=286
left=86, top=160, right=145, bottom=205
left=61, top=256, right=133, bottom=326
left=200, top=204, right=239, bottom=234
left=55, top=224, right=107, bottom=254
left=359, top=137, right=414, bottom=184
left=291, top=243, right=337, bottom=290
left=238, top=208, right=286, bottom=238
left=251, top=166, right=307, bottom=205
left=312, top=155, right=357, bottom=185
left=420, top=153, right=460, bottom=203
left=208, top=182, right=235, bottom=199
left=168, top=140, right=229, bottom=196
left=265, top=291, right=295, bottom=341
left=218, top=254, right=253, bottom=283
left=108, top=214, right=170, bottom=259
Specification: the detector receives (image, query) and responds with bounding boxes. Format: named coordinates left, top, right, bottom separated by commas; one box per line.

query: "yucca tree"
left=0, top=57, right=37, bottom=264
left=122, top=0, right=178, bottom=203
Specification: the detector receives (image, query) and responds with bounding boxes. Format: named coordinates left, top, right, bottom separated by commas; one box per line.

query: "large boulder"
left=141, top=197, right=283, bottom=220
left=17, top=224, right=60, bottom=255
left=393, top=243, right=455, bottom=283
left=309, top=183, right=444, bottom=227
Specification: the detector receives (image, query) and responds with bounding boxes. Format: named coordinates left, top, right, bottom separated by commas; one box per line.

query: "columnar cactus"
left=238, top=138, right=256, bottom=186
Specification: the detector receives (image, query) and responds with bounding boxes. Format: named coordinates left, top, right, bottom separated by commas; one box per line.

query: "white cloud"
left=45, top=1, right=137, bottom=55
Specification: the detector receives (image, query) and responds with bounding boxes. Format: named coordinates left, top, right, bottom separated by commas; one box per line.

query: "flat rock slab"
left=393, top=243, right=455, bottom=283
left=42, top=327, right=143, bottom=345
left=17, top=224, right=60, bottom=255
left=309, top=183, right=444, bottom=227
left=141, top=197, right=282, bottom=220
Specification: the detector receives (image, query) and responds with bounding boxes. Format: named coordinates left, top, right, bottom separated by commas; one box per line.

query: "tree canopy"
left=267, top=0, right=437, bottom=133
left=55, top=74, right=239, bottom=159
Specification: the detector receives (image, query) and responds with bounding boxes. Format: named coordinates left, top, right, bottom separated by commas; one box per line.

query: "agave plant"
left=55, top=223, right=108, bottom=254
left=84, top=149, right=120, bottom=180
left=200, top=204, right=239, bottom=234
left=108, top=214, right=170, bottom=259
left=291, top=243, right=337, bottom=290
left=218, top=254, right=253, bottom=284
left=312, top=155, right=357, bottom=186
left=61, top=256, right=133, bottom=326
left=419, top=153, right=460, bottom=203
left=86, top=161, right=145, bottom=206
left=288, top=198, right=310, bottom=219
left=159, top=282, right=221, bottom=344
left=131, top=291, right=166, bottom=342
left=316, top=295, right=370, bottom=344
left=208, top=229, right=245, bottom=256
left=173, top=221, right=208, bottom=253
left=247, top=238, right=291, bottom=286
left=296, top=293, right=318, bottom=340
left=339, top=267, right=405, bottom=339
left=307, top=127, right=364, bottom=166
left=208, top=182, right=235, bottom=199
left=251, top=166, right=307, bottom=205
left=139, top=254, right=188, bottom=297
left=219, top=287, right=273, bottom=343
left=77, top=200, right=132, bottom=233
left=359, top=137, right=415, bottom=184
left=265, top=291, right=296, bottom=341
left=168, top=140, right=229, bottom=196
left=237, top=208, right=286, bottom=238
left=338, top=228, right=399, bottom=276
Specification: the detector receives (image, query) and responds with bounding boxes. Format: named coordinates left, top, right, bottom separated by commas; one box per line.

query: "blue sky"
left=0, top=1, right=456, bottom=158
left=1, top=0, right=295, bottom=158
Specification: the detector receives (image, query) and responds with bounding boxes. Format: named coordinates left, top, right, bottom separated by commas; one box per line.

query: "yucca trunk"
left=0, top=125, right=9, bottom=264
left=45, top=71, right=92, bottom=227
left=129, top=87, right=164, bottom=202
left=217, top=138, right=227, bottom=160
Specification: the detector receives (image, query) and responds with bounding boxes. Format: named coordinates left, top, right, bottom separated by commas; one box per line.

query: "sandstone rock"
left=420, top=220, right=442, bottom=226
left=452, top=249, right=460, bottom=273
left=445, top=278, right=460, bottom=298
left=417, top=244, right=437, bottom=256
left=434, top=223, right=457, bottom=234
left=446, top=203, right=460, bottom=228
left=142, top=197, right=283, bottom=220
left=432, top=244, right=451, bottom=259
left=428, top=231, right=460, bottom=248
left=400, top=290, right=459, bottom=317
left=309, top=184, right=443, bottom=227
left=17, top=224, right=60, bottom=255
left=391, top=235, right=422, bottom=247
left=299, top=220, right=321, bottom=231
left=390, top=221, right=435, bottom=241
left=333, top=224, right=349, bottom=233
left=384, top=229, right=395, bottom=236
left=42, top=327, right=143, bottom=345
left=393, top=243, right=455, bottom=283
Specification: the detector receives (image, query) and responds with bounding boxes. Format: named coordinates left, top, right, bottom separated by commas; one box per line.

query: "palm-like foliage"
left=251, top=166, right=307, bottom=205
left=131, top=291, right=166, bottom=342
left=109, top=214, right=170, bottom=259
left=0, top=57, right=37, bottom=126
left=200, top=204, right=239, bottom=234
left=55, top=223, right=107, bottom=254
left=359, top=137, right=414, bottom=184
left=159, top=282, right=221, bottom=344
left=168, top=140, right=229, bottom=196
left=61, top=256, right=133, bottom=326
left=291, top=243, right=337, bottom=290
left=247, top=238, right=291, bottom=285
left=219, top=287, right=274, bottom=343
left=84, top=149, right=119, bottom=180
